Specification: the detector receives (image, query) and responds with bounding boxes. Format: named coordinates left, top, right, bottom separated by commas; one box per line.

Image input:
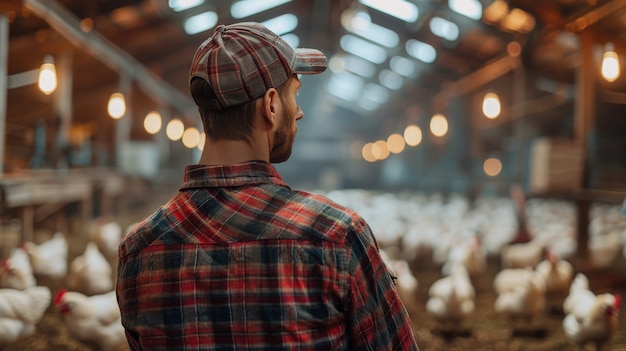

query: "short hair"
left=191, top=76, right=295, bottom=143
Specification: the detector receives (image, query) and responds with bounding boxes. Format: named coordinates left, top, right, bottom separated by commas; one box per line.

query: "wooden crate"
left=529, top=137, right=584, bottom=194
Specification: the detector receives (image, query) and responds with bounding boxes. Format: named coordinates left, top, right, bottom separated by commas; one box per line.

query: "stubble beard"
left=269, top=111, right=295, bottom=164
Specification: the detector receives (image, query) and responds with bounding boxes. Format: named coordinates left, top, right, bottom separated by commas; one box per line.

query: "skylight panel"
left=379, top=70, right=403, bottom=90
left=343, top=12, right=400, bottom=48
left=390, top=56, right=416, bottom=77
left=169, top=0, right=205, bottom=12
left=231, top=0, right=292, bottom=19
left=262, top=14, right=298, bottom=36
left=363, top=83, right=389, bottom=104
left=359, top=0, right=419, bottom=23
left=340, top=34, right=387, bottom=64
left=183, top=11, right=218, bottom=35
left=329, top=55, right=377, bottom=78
left=406, top=39, right=436, bottom=63
left=326, top=72, right=364, bottom=102
left=449, top=0, right=482, bottom=20
left=430, top=17, right=459, bottom=41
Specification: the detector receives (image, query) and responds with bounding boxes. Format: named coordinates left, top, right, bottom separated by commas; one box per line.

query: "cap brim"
left=293, top=48, right=328, bottom=75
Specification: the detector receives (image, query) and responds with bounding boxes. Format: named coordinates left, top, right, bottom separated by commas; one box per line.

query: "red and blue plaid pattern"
left=117, top=161, right=419, bottom=350
left=190, top=22, right=327, bottom=110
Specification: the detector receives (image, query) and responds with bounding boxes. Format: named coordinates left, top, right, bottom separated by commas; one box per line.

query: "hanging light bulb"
left=482, top=92, right=501, bottom=119
left=107, top=92, right=126, bottom=119
left=386, top=133, right=406, bottom=154
left=182, top=127, right=200, bottom=148
left=430, top=113, right=448, bottom=137
left=144, top=111, right=162, bottom=134
left=601, top=43, right=620, bottom=82
left=38, top=55, right=57, bottom=95
left=403, top=125, right=422, bottom=146
left=166, top=118, right=185, bottom=141
left=483, top=157, right=502, bottom=176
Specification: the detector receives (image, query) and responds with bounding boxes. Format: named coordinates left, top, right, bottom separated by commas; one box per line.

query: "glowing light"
left=429, top=17, right=459, bottom=42
left=340, top=34, right=387, bottom=64
left=406, top=39, right=436, bottom=63
left=430, top=113, right=448, bottom=137
left=371, top=140, right=390, bottom=160
left=107, top=93, right=126, bottom=119
left=182, top=127, right=201, bottom=148
left=390, top=56, right=416, bottom=77
left=404, top=125, right=423, bottom=146
left=379, top=70, right=403, bottom=90
left=169, top=0, right=205, bottom=12
left=362, top=143, right=377, bottom=162
left=262, top=13, right=298, bottom=36
left=144, top=111, right=162, bottom=134
left=387, top=133, right=406, bottom=154
left=601, top=46, right=620, bottom=82
left=166, top=118, right=185, bottom=141
left=484, top=0, right=508, bottom=23
left=183, top=11, right=218, bottom=35
left=449, top=0, right=482, bottom=20
left=482, top=92, right=501, bottom=119
left=342, top=10, right=400, bottom=48
left=484, top=158, right=502, bottom=176
left=231, top=0, right=292, bottom=19
left=38, top=56, right=57, bottom=95
left=359, top=0, right=419, bottom=23
left=329, top=55, right=376, bottom=78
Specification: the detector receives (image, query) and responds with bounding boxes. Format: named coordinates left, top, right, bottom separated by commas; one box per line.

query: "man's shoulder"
left=289, top=190, right=369, bottom=235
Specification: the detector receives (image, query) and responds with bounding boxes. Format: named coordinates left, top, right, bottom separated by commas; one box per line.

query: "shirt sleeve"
left=344, top=215, right=420, bottom=351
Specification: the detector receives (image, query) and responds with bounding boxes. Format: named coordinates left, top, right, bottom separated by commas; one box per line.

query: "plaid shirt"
left=116, top=161, right=419, bottom=351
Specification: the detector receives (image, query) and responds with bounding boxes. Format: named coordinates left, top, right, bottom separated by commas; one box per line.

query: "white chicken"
left=66, top=242, right=114, bottom=296
left=563, top=292, right=620, bottom=351
left=22, top=231, right=68, bottom=279
left=535, top=248, right=573, bottom=311
left=493, top=267, right=546, bottom=329
left=441, top=236, right=486, bottom=278
left=426, top=264, right=475, bottom=328
left=500, top=240, right=545, bottom=269
left=92, top=219, right=123, bottom=259
left=391, top=258, right=419, bottom=305
left=0, top=247, right=36, bottom=290
left=588, top=229, right=623, bottom=269
left=0, top=286, right=51, bottom=345
left=563, top=273, right=595, bottom=316
left=379, top=249, right=418, bottom=305
left=55, top=289, right=126, bottom=351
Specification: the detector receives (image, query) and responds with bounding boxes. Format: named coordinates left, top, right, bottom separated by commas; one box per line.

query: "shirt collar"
left=179, top=160, right=290, bottom=190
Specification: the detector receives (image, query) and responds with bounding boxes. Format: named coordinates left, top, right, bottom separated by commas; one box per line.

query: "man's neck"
left=198, top=139, right=269, bottom=165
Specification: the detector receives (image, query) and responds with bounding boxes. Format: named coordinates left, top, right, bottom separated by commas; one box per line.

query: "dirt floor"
left=3, top=186, right=626, bottom=351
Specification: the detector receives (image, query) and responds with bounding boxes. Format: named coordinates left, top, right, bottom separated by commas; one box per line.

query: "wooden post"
left=54, top=52, right=73, bottom=171
left=0, top=13, right=8, bottom=174
left=573, top=30, right=596, bottom=261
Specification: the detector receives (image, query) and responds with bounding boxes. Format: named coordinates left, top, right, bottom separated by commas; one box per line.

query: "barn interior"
left=0, top=0, right=625, bottom=350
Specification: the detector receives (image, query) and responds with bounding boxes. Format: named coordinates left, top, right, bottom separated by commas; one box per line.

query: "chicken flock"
left=0, top=189, right=624, bottom=350
left=0, top=219, right=129, bottom=350
left=326, top=190, right=625, bottom=350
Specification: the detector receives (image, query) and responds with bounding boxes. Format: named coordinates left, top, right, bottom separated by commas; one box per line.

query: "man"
left=116, top=22, right=419, bottom=350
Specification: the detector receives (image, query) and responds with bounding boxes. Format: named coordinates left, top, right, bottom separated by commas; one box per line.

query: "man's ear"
left=260, top=88, right=279, bottom=129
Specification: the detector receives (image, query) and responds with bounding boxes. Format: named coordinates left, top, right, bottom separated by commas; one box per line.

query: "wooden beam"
left=23, top=0, right=197, bottom=118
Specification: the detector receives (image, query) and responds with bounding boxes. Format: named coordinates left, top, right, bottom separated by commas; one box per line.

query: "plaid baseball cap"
left=189, top=22, right=328, bottom=110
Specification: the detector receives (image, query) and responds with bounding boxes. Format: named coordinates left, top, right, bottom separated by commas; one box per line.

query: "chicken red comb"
left=615, top=295, right=621, bottom=310
left=54, top=288, right=68, bottom=306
